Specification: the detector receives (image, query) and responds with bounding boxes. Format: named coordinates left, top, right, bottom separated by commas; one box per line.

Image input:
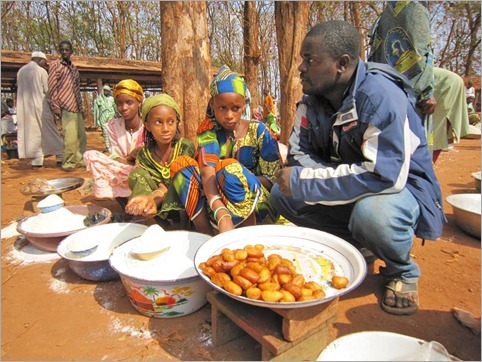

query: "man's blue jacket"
left=287, top=60, right=444, bottom=240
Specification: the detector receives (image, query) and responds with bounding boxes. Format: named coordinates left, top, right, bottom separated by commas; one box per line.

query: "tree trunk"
left=350, top=2, right=365, bottom=60
left=83, top=93, right=93, bottom=128
left=464, top=3, right=481, bottom=77
left=243, top=1, right=260, bottom=113
left=116, top=2, right=128, bottom=59
left=160, top=2, right=211, bottom=142
left=274, top=2, right=308, bottom=145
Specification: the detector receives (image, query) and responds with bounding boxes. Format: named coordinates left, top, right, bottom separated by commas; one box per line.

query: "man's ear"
left=337, top=54, right=351, bottom=73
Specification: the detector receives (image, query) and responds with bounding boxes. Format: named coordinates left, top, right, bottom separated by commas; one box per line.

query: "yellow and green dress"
left=128, top=138, right=195, bottom=220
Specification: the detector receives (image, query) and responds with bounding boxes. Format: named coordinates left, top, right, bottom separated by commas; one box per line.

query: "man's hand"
left=275, top=167, right=293, bottom=196
left=419, top=96, right=437, bottom=115
left=53, top=108, right=62, bottom=120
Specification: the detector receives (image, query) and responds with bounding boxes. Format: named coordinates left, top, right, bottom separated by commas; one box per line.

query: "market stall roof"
left=1, top=49, right=164, bottom=93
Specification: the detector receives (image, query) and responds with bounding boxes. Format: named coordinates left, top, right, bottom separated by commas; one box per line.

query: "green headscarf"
left=141, top=93, right=181, bottom=123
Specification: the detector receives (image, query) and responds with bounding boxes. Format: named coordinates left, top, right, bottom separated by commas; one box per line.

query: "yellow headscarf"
left=113, top=79, right=144, bottom=102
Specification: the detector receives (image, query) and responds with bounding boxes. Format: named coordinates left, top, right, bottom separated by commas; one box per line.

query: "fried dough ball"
left=332, top=276, right=349, bottom=289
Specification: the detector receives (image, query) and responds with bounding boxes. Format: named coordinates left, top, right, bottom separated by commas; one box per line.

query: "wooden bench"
left=207, top=291, right=338, bottom=361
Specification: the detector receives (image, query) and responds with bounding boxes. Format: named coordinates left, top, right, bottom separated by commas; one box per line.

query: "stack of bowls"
left=57, top=223, right=149, bottom=281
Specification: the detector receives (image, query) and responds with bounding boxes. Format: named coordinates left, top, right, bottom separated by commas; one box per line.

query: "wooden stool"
left=207, top=291, right=338, bottom=361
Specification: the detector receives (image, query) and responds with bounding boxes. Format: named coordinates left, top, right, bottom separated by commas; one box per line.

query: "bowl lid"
left=67, top=236, right=100, bottom=254
left=109, top=231, right=211, bottom=281
left=58, top=223, right=149, bottom=261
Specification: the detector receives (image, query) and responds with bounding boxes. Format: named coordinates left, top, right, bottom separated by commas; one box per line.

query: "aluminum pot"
left=109, top=230, right=212, bottom=318
left=471, top=171, right=481, bottom=192
left=446, top=193, right=481, bottom=239
left=57, top=223, right=149, bottom=281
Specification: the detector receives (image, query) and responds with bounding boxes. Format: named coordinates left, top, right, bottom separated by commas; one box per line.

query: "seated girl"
left=84, top=79, right=145, bottom=209
left=174, top=65, right=281, bottom=234
left=125, top=94, right=212, bottom=234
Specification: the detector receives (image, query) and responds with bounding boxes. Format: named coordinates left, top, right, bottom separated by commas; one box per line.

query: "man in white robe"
left=16, top=51, right=63, bottom=168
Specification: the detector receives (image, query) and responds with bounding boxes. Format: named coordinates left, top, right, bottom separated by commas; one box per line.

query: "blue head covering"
left=210, top=65, right=247, bottom=98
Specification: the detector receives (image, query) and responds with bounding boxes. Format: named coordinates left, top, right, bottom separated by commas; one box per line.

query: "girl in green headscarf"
left=126, top=94, right=212, bottom=234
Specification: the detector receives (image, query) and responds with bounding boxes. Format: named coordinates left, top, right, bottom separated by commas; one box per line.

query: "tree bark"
left=243, top=1, right=260, bottom=112
left=274, top=2, right=308, bottom=145
left=464, top=3, right=481, bottom=77
left=350, top=2, right=365, bottom=61
left=83, top=93, right=93, bottom=128
left=160, top=2, right=211, bottom=142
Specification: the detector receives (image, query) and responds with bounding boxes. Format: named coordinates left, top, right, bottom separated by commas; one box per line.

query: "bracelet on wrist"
left=152, top=189, right=165, bottom=198
left=213, top=206, right=229, bottom=221
left=217, top=213, right=232, bottom=225
left=209, top=194, right=222, bottom=210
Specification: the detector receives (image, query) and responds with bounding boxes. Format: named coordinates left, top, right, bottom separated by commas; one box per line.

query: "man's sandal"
left=381, top=279, right=419, bottom=316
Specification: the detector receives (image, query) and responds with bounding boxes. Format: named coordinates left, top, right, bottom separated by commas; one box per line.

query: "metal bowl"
left=20, top=177, right=84, bottom=197
left=194, top=225, right=367, bottom=309
left=446, top=194, right=481, bottom=239
left=57, top=223, right=149, bottom=281
left=471, top=171, right=481, bottom=192
left=16, top=205, right=112, bottom=252
left=317, top=331, right=454, bottom=361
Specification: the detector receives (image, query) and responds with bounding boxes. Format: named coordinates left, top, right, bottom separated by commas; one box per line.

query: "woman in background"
left=93, top=84, right=117, bottom=152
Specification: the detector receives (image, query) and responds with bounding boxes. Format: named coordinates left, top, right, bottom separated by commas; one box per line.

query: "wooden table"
left=207, top=291, right=338, bottom=361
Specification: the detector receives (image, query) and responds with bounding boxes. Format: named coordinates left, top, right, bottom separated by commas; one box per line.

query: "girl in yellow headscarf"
left=84, top=79, right=145, bottom=210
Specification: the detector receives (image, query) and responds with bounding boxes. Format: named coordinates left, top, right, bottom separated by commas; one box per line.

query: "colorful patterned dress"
left=174, top=118, right=281, bottom=228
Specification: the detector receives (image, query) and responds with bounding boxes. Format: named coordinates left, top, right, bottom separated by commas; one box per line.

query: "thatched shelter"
left=1, top=50, right=164, bottom=93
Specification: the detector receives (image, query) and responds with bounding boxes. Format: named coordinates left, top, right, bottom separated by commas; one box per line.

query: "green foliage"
left=1, top=0, right=479, bottom=77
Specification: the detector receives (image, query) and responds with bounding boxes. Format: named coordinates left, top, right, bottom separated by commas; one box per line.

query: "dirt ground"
left=1, top=129, right=480, bottom=361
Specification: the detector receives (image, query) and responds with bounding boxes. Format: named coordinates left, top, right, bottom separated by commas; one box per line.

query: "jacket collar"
left=338, top=59, right=367, bottom=114
left=301, top=58, right=367, bottom=114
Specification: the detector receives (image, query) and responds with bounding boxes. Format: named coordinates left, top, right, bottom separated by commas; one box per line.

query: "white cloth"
left=465, top=86, right=475, bottom=99
left=1, top=115, right=17, bottom=136
left=16, top=61, right=63, bottom=160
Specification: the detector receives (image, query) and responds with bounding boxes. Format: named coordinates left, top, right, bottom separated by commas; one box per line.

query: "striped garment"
left=48, top=58, right=83, bottom=114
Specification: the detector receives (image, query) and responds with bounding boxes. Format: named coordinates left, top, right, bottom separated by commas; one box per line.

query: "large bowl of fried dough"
left=194, top=225, right=367, bottom=309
